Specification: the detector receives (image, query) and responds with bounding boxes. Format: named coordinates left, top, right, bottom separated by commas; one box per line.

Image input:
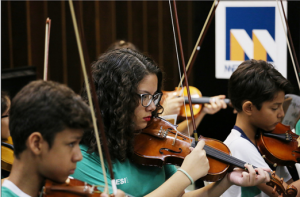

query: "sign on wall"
left=215, top=1, right=287, bottom=79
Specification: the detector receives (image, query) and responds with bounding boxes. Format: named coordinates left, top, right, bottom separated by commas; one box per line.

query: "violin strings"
left=203, top=145, right=255, bottom=169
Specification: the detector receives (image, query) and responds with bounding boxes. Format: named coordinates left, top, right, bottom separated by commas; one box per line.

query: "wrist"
left=177, top=168, right=194, bottom=185
left=225, top=173, right=234, bottom=187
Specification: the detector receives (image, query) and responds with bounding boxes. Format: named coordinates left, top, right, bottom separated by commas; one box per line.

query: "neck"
left=235, top=113, right=257, bottom=145
left=8, top=152, right=44, bottom=197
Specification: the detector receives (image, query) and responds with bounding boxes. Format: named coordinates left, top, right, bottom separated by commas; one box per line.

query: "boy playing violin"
left=223, top=59, right=300, bottom=197
left=1, top=80, right=116, bottom=197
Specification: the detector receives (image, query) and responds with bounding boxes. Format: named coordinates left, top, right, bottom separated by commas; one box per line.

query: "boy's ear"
left=242, top=101, right=254, bottom=115
left=27, top=132, right=44, bottom=155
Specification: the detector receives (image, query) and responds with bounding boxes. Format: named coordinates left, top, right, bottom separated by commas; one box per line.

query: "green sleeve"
left=71, top=144, right=113, bottom=194
left=164, top=164, right=177, bottom=180
left=296, top=120, right=300, bottom=135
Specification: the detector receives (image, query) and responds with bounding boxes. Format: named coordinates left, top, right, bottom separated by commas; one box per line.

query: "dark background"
left=1, top=1, right=300, bottom=142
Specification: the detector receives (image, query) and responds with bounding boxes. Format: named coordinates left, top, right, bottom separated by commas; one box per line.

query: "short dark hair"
left=81, top=48, right=163, bottom=161
left=1, top=91, right=10, bottom=115
left=228, top=59, right=293, bottom=112
left=9, top=80, right=92, bottom=158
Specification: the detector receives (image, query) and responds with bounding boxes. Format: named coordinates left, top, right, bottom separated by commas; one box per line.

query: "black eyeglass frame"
left=137, top=93, right=162, bottom=107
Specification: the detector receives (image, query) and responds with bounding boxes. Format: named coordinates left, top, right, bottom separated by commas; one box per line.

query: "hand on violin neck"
left=202, top=95, right=227, bottom=115
left=227, top=164, right=270, bottom=187
left=180, top=140, right=209, bottom=181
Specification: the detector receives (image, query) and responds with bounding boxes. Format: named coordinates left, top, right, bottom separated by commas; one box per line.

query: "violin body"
left=134, top=117, right=232, bottom=182
left=1, top=136, right=14, bottom=172
left=256, top=123, right=300, bottom=167
left=43, top=178, right=113, bottom=197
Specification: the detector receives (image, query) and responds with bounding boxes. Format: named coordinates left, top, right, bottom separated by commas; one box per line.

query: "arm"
left=178, top=95, right=227, bottom=136
left=183, top=165, right=270, bottom=197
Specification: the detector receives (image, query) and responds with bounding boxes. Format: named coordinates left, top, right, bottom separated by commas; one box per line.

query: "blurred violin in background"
left=162, top=86, right=230, bottom=118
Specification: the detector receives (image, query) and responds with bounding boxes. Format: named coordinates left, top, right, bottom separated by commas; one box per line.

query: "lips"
left=143, top=116, right=151, bottom=122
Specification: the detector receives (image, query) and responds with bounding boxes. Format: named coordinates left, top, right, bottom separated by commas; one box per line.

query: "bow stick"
left=169, top=0, right=198, bottom=143
left=277, top=0, right=300, bottom=90
left=68, top=0, right=117, bottom=195
left=43, top=17, right=51, bottom=81
left=178, top=0, right=219, bottom=88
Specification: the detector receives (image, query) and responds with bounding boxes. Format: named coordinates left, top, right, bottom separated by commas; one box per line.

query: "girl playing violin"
left=72, top=49, right=270, bottom=197
left=105, top=40, right=227, bottom=136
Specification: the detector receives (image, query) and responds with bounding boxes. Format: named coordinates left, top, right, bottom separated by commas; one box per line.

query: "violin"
left=162, top=86, right=230, bottom=118
left=133, top=117, right=297, bottom=196
left=43, top=178, right=111, bottom=197
left=43, top=178, right=135, bottom=197
left=1, top=136, right=14, bottom=172
left=256, top=122, right=300, bottom=167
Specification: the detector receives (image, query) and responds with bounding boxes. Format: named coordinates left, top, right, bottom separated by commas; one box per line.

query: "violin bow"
left=276, top=0, right=300, bottom=90
left=68, top=0, right=117, bottom=195
left=178, top=0, right=219, bottom=88
left=169, top=0, right=198, bottom=142
left=43, top=17, right=51, bottom=81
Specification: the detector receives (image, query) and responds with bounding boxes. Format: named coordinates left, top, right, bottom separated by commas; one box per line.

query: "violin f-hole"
left=159, top=148, right=182, bottom=154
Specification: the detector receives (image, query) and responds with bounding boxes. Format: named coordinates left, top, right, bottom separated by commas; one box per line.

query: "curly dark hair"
left=81, top=49, right=163, bottom=162
left=228, top=59, right=293, bottom=112
left=9, top=80, right=92, bottom=159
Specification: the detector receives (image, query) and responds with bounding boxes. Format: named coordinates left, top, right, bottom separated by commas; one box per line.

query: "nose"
left=72, top=145, right=83, bottom=162
left=146, top=100, right=156, bottom=112
left=278, top=105, right=285, bottom=119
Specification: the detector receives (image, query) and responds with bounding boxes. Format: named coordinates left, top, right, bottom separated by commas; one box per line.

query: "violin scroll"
left=266, top=171, right=298, bottom=197
left=286, top=184, right=298, bottom=197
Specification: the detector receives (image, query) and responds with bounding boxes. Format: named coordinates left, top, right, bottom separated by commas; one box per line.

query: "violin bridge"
left=172, top=131, right=179, bottom=146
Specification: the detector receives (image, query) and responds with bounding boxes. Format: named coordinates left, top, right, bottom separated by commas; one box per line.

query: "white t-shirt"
left=222, top=127, right=292, bottom=197
left=2, top=179, right=31, bottom=197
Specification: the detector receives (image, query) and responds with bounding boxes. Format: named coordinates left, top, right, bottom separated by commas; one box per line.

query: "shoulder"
left=224, top=129, right=248, bottom=149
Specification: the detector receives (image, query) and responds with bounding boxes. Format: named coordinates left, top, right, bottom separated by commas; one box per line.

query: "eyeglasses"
left=1, top=115, right=8, bottom=119
left=138, top=93, right=162, bottom=107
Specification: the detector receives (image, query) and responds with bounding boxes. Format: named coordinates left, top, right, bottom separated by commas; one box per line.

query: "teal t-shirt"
left=71, top=144, right=177, bottom=197
left=296, top=120, right=300, bottom=135
left=2, top=187, right=20, bottom=197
